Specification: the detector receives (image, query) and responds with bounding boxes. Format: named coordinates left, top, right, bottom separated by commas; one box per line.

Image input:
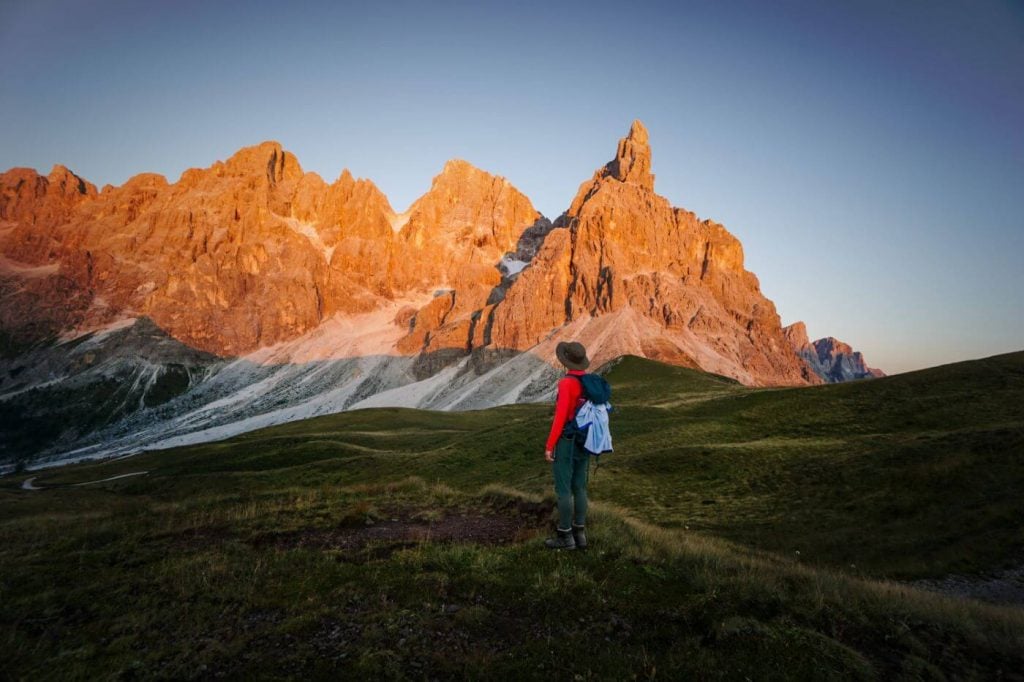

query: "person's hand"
left=544, top=449, right=554, bottom=463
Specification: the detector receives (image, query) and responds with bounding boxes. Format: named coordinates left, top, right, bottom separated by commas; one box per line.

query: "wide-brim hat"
left=555, top=341, right=590, bottom=370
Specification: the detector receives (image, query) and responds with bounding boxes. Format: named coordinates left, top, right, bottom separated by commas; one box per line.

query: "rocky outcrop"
left=0, top=165, right=97, bottom=230
left=781, top=321, right=828, bottom=383
left=811, top=336, right=885, bottom=382
left=390, top=160, right=543, bottom=362
left=782, top=321, right=813, bottom=352
left=782, top=322, right=885, bottom=382
left=2, top=144, right=364, bottom=355
left=488, top=120, right=817, bottom=385
left=0, top=165, right=101, bottom=352
left=0, top=145, right=545, bottom=360
left=605, top=119, right=654, bottom=189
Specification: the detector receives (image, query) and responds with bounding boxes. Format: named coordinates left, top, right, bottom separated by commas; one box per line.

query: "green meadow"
left=2, top=352, right=1022, bottom=679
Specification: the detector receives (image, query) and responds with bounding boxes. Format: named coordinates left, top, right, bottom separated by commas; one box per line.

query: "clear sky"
left=2, top=0, right=1022, bottom=375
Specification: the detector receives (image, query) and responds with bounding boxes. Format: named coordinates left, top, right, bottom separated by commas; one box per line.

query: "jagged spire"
left=565, top=119, right=658, bottom=218
left=606, top=119, right=654, bottom=190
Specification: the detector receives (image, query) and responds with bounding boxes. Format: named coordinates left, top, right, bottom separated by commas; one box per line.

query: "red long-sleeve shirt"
left=546, top=370, right=587, bottom=451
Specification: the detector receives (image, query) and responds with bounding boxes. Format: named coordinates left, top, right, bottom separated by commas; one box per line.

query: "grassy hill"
left=1, top=351, right=1022, bottom=679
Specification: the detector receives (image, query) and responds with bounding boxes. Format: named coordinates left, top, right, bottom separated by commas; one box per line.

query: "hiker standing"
left=544, top=342, right=592, bottom=550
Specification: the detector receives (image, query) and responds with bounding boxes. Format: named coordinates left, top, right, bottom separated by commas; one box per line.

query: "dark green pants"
left=553, top=436, right=588, bottom=530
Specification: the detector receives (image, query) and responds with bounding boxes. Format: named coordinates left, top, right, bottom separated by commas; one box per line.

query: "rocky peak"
left=813, top=336, right=854, bottom=361
left=567, top=120, right=659, bottom=217
left=47, top=164, right=98, bottom=198
left=605, top=119, right=654, bottom=190
left=441, top=158, right=473, bottom=174
left=122, top=172, right=169, bottom=190
left=401, top=159, right=537, bottom=242
left=783, top=330, right=885, bottom=383
left=221, top=141, right=303, bottom=185
left=0, top=165, right=96, bottom=233
left=483, top=121, right=818, bottom=387
left=327, top=168, right=391, bottom=206
left=0, top=168, right=47, bottom=220
left=389, top=159, right=543, bottom=356
left=782, top=322, right=812, bottom=350
left=431, top=159, right=505, bottom=192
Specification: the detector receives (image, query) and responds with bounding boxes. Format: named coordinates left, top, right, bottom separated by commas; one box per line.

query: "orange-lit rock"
left=488, top=121, right=818, bottom=386
left=390, top=159, right=542, bottom=355
left=2, top=123, right=835, bottom=386
left=0, top=143, right=402, bottom=355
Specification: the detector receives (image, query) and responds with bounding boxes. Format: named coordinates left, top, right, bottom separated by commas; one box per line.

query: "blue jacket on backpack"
left=575, top=401, right=612, bottom=454
left=560, top=373, right=613, bottom=456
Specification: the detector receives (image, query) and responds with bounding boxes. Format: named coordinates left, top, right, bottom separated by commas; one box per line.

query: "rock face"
left=488, top=119, right=817, bottom=385
left=810, top=337, right=886, bottom=382
left=782, top=322, right=885, bottom=382
left=0, top=165, right=100, bottom=349
left=3, top=120, right=881, bottom=464
left=0, top=144, right=546, bottom=359
left=3, top=144, right=364, bottom=355
left=391, top=159, right=544, bottom=369
left=781, top=322, right=830, bottom=384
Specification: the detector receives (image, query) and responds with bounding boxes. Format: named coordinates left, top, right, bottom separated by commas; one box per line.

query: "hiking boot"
left=544, top=528, right=576, bottom=550
left=572, top=524, right=587, bottom=549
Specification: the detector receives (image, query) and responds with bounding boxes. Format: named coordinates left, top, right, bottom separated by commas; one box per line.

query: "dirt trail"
left=239, top=500, right=557, bottom=561
left=21, top=471, right=149, bottom=491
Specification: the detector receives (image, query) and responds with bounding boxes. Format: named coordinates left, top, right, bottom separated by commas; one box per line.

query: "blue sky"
left=2, top=0, right=1022, bottom=374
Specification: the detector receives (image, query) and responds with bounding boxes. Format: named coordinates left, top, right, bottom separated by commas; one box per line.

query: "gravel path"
left=910, top=565, right=1024, bottom=606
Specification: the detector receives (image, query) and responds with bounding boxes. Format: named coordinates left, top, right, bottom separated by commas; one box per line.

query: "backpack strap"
left=560, top=373, right=590, bottom=442
left=567, top=373, right=589, bottom=417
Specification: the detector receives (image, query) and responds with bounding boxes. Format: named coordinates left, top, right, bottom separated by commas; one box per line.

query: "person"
left=544, top=341, right=591, bottom=550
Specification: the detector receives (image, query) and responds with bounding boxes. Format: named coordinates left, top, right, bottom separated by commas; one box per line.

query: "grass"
left=1, top=350, right=1023, bottom=679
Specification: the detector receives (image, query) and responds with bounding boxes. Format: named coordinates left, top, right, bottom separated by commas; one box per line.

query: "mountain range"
left=0, top=121, right=881, bottom=466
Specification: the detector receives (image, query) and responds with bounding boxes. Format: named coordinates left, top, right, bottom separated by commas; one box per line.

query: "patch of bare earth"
left=250, top=500, right=555, bottom=561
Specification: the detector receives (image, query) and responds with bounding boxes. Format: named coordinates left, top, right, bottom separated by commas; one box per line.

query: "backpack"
left=560, top=373, right=613, bottom=457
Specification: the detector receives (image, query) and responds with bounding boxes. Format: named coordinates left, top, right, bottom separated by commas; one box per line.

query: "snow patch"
left=500, top=256, right=529, bottom=277
left=389, top=210, right=412, bottom=233
left=281, top=216, right=335, bottom=262
left=248, top=295, right=433, bottom=364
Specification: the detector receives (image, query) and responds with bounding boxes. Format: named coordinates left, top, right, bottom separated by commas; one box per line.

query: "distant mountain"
left=2, top=121, right=875, bottom=464
left=782, top=322, right=885, bottom=383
